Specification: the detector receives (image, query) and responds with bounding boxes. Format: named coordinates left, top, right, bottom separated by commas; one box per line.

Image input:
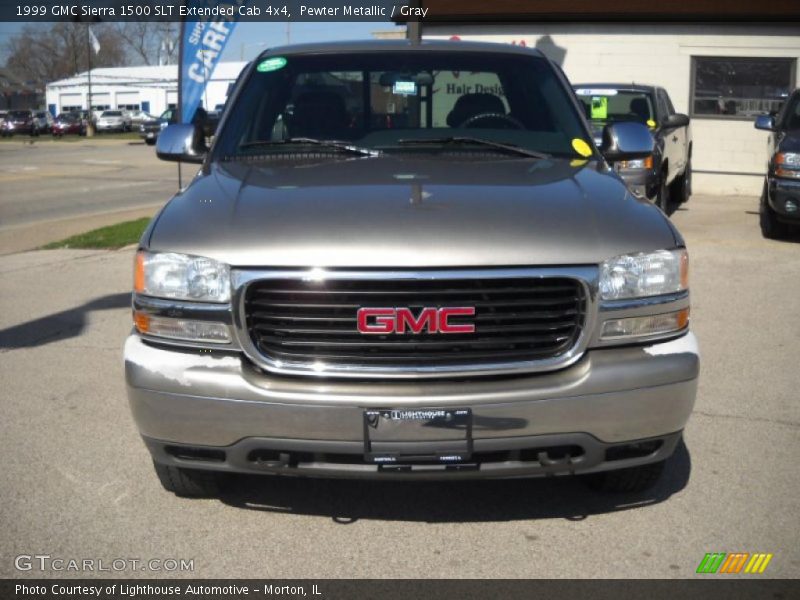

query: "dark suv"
left=1, top=110, right=38, bottom=136
left=755, top=88, right=800, bottom=238
left=574, top=84, right=692, bottom=212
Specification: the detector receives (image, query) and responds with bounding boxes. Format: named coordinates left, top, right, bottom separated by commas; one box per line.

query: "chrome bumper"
left=125, top=332, right=698, bottom=450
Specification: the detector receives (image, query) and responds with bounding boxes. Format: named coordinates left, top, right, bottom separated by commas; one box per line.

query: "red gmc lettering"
left=357, top=307, right=476, bottom=334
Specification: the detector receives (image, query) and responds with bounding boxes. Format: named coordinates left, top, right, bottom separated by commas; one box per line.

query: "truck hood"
left=146, top=155, right=678, bottom=267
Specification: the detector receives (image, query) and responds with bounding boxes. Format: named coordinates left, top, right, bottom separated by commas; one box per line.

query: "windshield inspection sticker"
left=572, top=138, right=593, bottom=158
left=591, top=96, right=608, bottom=119
left=393, top=81, right=418, bottom=95
left=257, top=57, right=287, bottom=72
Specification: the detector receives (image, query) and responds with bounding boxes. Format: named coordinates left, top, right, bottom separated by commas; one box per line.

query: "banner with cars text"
left=179, top=1, right=240, bottom=123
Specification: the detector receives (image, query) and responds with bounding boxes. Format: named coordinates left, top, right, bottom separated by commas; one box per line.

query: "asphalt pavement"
left=0, top=185, right=798, bottom=578
left=0, top=138, right=176, bottom=254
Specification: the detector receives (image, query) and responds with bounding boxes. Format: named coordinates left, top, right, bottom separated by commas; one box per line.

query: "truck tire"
left=583, top=460, right=665, bottom=493
left=760, top=182, right=789, bottom=240
left=672, top=157, right=692, bottom=205
left=145, top=138, right=156, bottom=146
left=655, top=175, right=671, bottom=213
left=153, top=461, right=222, bottom=497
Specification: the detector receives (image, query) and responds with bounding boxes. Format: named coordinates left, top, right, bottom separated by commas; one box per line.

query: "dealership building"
left=45, top=61, right=247, bottom=119
left=415, top=1, right=800, bottom=195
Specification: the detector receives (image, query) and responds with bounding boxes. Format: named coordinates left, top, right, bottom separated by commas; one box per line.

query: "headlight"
left=599, top=249, right=688, bottom=300
left=776, top=152, right=800, bottom=179
left=618, top=155, right=653, bottom=170
left=134, top=251, right=231, bottom=303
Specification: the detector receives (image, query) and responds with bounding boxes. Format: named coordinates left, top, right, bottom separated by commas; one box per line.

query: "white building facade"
left=45, top=61, right=247, bottom=119
left=424, top=24, right=800, bottom=196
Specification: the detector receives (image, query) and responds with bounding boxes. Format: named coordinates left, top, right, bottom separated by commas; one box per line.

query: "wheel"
left=583, top=460, right=666, bottom=493
left=152, top=461, right=222, bottom=497
left=672, top=157, right=692, bottom=204
left=760, top=182, right=789, bottom=239
left=145, top=138, right=156, bottom=146
left=655, top=173, right=671, bottom=213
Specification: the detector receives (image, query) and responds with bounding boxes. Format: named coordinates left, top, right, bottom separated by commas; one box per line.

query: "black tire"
left=145, top=138, right=156, bottom=146
left=584, top=460, right=666, bottom=493
left=153, top=461, right=222, bottom=498
left=760, top=185, right=789, bottom=240
left=655, top=174, right=671, bottom=213
left=672, top=157, right=692, bottom=205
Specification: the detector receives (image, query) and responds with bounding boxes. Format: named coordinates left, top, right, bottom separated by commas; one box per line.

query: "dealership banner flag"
left=179, top=0, right=243, bottom=123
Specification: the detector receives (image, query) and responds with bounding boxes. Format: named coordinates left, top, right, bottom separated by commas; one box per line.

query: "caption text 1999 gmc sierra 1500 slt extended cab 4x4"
left=124, top=41, right=699, bottom=497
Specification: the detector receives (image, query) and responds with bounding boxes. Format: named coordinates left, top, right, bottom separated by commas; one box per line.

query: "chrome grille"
left=239, top=270, right=590, bottom=377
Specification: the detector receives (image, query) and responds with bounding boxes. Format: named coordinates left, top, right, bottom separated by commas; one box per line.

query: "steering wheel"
left=459, top=113, right=525, bottom=130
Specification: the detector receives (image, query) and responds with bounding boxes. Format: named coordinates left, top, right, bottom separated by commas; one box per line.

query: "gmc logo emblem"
left=357, top=307, right=476, bottom=334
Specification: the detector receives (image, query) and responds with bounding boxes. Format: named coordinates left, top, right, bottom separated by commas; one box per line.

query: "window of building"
left=117, top=103, right=140, bottom=110
left=691, top=56, right=795, bottom=119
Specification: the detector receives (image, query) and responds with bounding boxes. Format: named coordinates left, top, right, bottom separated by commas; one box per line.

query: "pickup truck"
left=574, top=84, right=692, bottom=213
left=755, top=88, right=800, bottom=238
left=139, top=107, right=219, bottom=146
left=125, top=41, right=698, bottom=498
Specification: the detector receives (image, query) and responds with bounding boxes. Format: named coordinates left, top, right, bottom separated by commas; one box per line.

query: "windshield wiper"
left=238, top=137, right=380, bottom=157
left=395, top=136, right=550, bottom=159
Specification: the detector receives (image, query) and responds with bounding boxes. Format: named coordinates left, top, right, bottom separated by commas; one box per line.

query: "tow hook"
left=537, top=451, right=576, bottom=475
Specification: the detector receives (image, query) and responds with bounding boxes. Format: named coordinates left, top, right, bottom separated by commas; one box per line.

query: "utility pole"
left=85, top=25, right=95, bottom=137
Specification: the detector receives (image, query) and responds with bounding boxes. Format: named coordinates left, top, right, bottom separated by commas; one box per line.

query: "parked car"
left=139, top=107, right=218, bottom=146
left=139, top=109, right=175, bottom=145
left=32, top=110, right=54, bottom=133
left=127, top=109, right=154, bottom=127
left=1, top=110, right=38, bottom=136
left=127, top=41, right=698, bottom=498
left=51, top=112, right=86, bottom=137
left=573, top=84, right=692, bottom=212
left=755, top=88, right=800, bottom=238
left=95, top=110, right=132, bottom=132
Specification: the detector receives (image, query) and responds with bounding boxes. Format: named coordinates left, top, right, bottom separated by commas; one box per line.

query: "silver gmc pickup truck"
left=125, top=41, right=698, bottom=497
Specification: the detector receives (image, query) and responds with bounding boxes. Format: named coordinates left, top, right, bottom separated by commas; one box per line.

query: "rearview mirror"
left=156, top=123, right=206, bottom=164
left=754, top=115, right=775, bottom=132
left=664, top=113, right=690, bottom=128
left=600, top=121, right=655, bottom=162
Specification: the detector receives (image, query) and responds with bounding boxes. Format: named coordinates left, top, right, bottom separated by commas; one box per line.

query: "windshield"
left=102, top=111, right=122, bottom=117
left=214, top=51, right=592, bottom=159
left=9, top=111, right=30, bottom=119
left=574, top=88, right=656, bottom=127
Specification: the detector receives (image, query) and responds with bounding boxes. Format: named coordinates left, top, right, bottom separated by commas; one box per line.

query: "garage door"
left=116, top=91, right=140, bottom=110
left=59, top=93, right=83, bottom=111
left=90, top=93, right=111, bottom=110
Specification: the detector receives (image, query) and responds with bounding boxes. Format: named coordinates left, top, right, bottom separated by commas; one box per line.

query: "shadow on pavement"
left=219, top=440, right=691, bottom=523
left=0, top=292, right=130, bottom=349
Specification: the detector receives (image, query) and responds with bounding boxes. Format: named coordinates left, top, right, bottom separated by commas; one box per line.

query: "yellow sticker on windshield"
left=572, top=138, right=593, bottom=158
left=647, top=119, right=657, bottom=128
left=570, top=159, right=589, bottom=167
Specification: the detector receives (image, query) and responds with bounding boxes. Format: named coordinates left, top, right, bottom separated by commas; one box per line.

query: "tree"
left=114, top=22, right=179, bottom=66
left=4, top=23, right=127, bottom=84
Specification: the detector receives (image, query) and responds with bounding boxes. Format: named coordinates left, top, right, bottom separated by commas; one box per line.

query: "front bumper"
left=125, top=332, right=699, bottom=479
left=767, top=176, right=800, bottom=222
left=618, top=168, right=659, bottom=201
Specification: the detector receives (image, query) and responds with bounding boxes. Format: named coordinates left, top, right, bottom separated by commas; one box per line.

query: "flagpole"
left=86, top=25, right=95, bottom=137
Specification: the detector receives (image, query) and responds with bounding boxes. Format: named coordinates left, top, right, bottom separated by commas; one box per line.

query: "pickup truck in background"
left=574, top=84, right=692, bottom=213
left=755, top=88, right=800, bottom=238
left=139, top=107, right=219, bottom=146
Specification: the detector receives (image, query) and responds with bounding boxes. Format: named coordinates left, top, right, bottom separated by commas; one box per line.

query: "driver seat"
left=446, top=93, right=506, bottom=128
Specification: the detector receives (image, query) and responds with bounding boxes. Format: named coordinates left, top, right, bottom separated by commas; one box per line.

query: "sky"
left=0, top=21, right=400, bottom=65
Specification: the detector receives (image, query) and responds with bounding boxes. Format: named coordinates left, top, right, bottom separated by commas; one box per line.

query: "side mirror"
left=600, top=121, right=655, bottom=162
left=754, top=115, right=775, bottom=131
left=156, top=123, right=206, bottom=164
left=664, top=113, right=690, bottom=128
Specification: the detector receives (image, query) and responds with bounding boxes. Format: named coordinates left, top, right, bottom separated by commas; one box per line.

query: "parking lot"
left=0, top=141, right=798, bottom=579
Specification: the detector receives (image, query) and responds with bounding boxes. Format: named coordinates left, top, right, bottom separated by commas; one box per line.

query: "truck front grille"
left=242, top=272, right=587, bottom=375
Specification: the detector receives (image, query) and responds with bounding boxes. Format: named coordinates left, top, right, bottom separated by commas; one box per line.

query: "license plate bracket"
left=363, top=408, right=473, bottom=464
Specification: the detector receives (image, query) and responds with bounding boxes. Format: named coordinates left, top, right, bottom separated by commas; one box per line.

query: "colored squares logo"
left=696, top=553, right=773, bottom=574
